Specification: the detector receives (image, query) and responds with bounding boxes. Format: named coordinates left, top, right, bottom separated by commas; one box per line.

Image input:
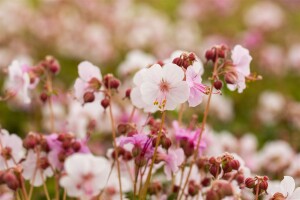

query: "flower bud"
left=58, top=151, right=67, bottom=162
left=259, top=180, right=268, bottom=191
left=230, top=159, right=240, bottom=170
left=101, top=98, right=110, bottom=109
left=117, top=123, right=129, bottom=135
left=125, top=89, right=131, bottom=99
left=45, top=56, right=60, bottom=74
left=71, top=141, right=81, bottom=152
left=172, top=185, right=180, bottom=193
left=245, top=177, right=256, bottom=188
left=83, top=92, right=95, bottom=103
left=23, top=134, right=38, bottom=149
left=215, top=180, right=233, bottom=197
left=205, top=49, right=216, bottom=62
left=135, top=156, right=146, bottom=167
left=132, top=146, right=141, bottom=157
left=40, top=92, right=48, bottom=103
left=224, top=72, right=238, bottom=85
left=236, top=174, right=244, bottom=185
left=40, top=139, right=50, bottom=152
left=188, top=182, right=199, bottom=196
left=123, top=151, right=133, bottom=161
left=188, top=53, right=196, bottom=62
left=201, top=177, right=211, bottom=187
left=161, top=136, right=172, bottom=150
left=209, top=165, right=221, bottom=178
left=110, top=78, right=120, bottom=89
left=3, top=172, right=19, bottom=191
left=206, top=189, right=219, bottom=200
left=172, top=57, right=184, bottom=67
left=39, top=157, right=50, bottom=170
left=213, top=80, right=223, bottom=90
left=88, top=77, right=101, bottom=90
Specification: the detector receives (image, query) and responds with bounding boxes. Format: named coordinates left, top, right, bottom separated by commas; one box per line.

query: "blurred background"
left=0, top=0, right=300, bottom=150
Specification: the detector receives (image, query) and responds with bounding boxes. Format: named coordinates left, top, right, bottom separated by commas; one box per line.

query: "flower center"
left=159, top=80, right=170, bottom=93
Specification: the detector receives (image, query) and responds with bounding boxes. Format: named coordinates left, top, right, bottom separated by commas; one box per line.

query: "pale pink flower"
left=186, top=65, right=208, bottom=107
left=267, top=176, right=300, bottom=200
left=74, top=61, right=102, bottom=104
left=140, top=64, right=189, bottom=111
left=173, top=121, right=207, bottom=155
left=0, top=129, right=25, bottom=170
left=22, top=150, right=53, bottom=187
left=227, top=45, right=252, bottom=93
left=4, top=60, right=38, bottom=104
left=157, top=148, right=184, bottom=179
left=60, top=153, right=110, bottom=199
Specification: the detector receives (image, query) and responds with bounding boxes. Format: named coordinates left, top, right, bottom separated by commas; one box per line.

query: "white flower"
left=268, top=176, right=300, bottom=200
left=4, top=60, right=36, bottom=104
left=0, top=129, right=25, bottom=170
left=139, top=63, right=189, bottom=111
left=22, top=150, right=53, bottom=187
left=60, top=153, right=110, bottom=199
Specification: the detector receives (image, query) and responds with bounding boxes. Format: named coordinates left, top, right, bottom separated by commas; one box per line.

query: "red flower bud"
left=101, top=98, right=110, bottom=109
left=245, top=177, right=256, bottom=188
left=213, top=80, right=223, bottom=90
left=83, top=92, right=95, bottom=103
left=71, top=141, right=81, bottom=152
left=3, top=172, right=19, bottom=191
left=40, top=92, right=48, bottom=103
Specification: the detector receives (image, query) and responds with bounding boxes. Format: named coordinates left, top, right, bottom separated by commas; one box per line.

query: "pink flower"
left=60, top=153, right=110, bottom=199
left=227, top=45, right=252, bottom=93
left=46, top=133, right=90, bottom=170
left=158, top=148, right=184, bottom=179
left=0, top=129, right=25, bottom=170
left=186, top=65, right=209, bottom=107
left=267, top=176, right=300, bottom=200
left=22, top=150, right=53, bottom=187
left=4, top=60, right=38, bottom=104
left=173, top=121, right=207, bottom=155
left=140, top=64, right=189, bottom=111
left=74, top=61, right=102, bottom=104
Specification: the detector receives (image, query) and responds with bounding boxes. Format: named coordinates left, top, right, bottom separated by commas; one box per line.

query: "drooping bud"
left=125, top=89, right=131, bottom=99
left=101, top=98, right=110, bottom=109
left=259, top=180, right=268, bottom=191
left=188, top=182, right=199, bottom=196
left=205, top=49, right=216, bottom=62
left=23, top=134, right=38, bottom=149
left=39, top=157, right=50, bottom=170
left=213, top=80, right=223, bottom=90
left=209, top=164, right=221, bottom=178
left=71, top=141, right=81, bottom=152
left=40, top=92, right=48, bottom=103
left=201, top=177, right=211, bottom=187
left=161, top=136, right=172, bottom=150
left=83, top=92, right=95, bottom=103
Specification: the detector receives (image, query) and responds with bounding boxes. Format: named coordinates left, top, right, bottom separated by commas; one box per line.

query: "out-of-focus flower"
left=4, top=60, right=38, bottom=104
left=257, top=141, right=294, bottom=174
left=46, top=133, right=90, bottom=170
left=22, top=150, right=53, bottom=187
left=259, top=45, right=285, bottom=75
left=257, top=91, right=285, bottom=125
left=157, top=148, right=184, bottom=179
left=140, top=64, right=189, bottom=111
left=74, top=61, right=102, bottom=104
left=267, top=176, right=300, bottom=200
left=227, top=45, right=252, bottom=93
left=118, top=50, right=155, bottom=76
left=244, top=2, right=284, bottom=31
left=173, top=121, right=207, bottom=156
left=287, top=44, right=300, bottom=72
left=60, top=153, right=110, bottom=199
left=206, top=94, right=234, bottom=122
left=0, top=129, right=24, bottom=170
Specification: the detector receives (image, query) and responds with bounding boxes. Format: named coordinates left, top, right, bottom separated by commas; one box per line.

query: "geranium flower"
left=22, top=150, right=53, bottom=187
left=140, top=63, right=189, bottom=111
left=227, top=45, right=252, bottom=93
left=186, top=65, right=209, bottom=107
left=157, top=148, right=184, bottom=179
left=60, top=153, right=110, bottom=199
left=74, top=61, right=102, bottom=104
left=268, top=176, right=300, bottom=200
left=0, top=129, right=25, bottom=170
left=4, top=60, right=38, bottom=104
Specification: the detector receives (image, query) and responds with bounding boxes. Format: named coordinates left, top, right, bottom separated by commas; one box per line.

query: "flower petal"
left=280, top=176, right=295, bottom=197
left=78, top=61, right=102, bottom=82
left=162, top=63, right=184, bottom=84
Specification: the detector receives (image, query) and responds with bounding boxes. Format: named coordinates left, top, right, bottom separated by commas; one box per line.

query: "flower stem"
left=139, top=111, right=166, bottom=200
left=177, top=55, right=219, bottom=200
left=108, top=99, right=123, bottom=200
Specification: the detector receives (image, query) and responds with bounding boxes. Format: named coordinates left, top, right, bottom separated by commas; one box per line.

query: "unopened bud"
left=245, top=177, right=256, bottom=188
left=83, top=92, right=95, bottom=103
left=3, top=172, right=19, bottom=191
left=188, top=182, right=199, bottom=196
left=205, top=49, right=216, bottom=62
left=206, top=189, right=219, bottom=200
left=161, top=136, right=172, bottom=150
left=209, top=165, right=221, bottom=178
left=213, top=80, right=223, bottom=90
left=40, top=92, right=48, bottom=103
left=135, top=156, right=146, bottom=167
left=71, top=141, right=81, bottom=152
left=23, top=134, right=38, bottom=149
left=201, top=177, right=211, bottom=187
left=39, top=157, right=50, bottom=170
left=132, top=146, right=141, bottom=157
left=259, top=180, right=268, bottom=191
left=101, top=98, right=110, bottom=109
left=125, top=89, right=131, bottom=99
left=230, top=159, right=240, bottom=170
